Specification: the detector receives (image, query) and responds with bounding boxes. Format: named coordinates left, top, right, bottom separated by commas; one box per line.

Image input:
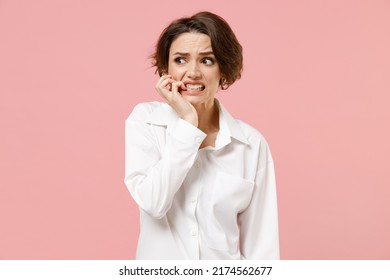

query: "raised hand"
left=155, top=75, right=199, bottom=127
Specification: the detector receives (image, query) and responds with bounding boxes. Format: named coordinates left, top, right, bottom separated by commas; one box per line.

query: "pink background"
left=1, top=0, right=389, bottom=259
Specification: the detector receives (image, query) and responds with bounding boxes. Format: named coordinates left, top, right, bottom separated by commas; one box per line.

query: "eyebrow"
left=172, top=51, right=215, bottom=56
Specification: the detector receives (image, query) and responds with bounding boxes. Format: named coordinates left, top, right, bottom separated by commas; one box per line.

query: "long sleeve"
left=238, top=146, right=280, bottom=259
left=124, top=103, right=206, bottom=219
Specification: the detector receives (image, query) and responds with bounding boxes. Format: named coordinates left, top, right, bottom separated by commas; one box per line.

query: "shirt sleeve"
left=237, top=144, right=280, bottom=259
left=124, top=104, right=206, bottom=219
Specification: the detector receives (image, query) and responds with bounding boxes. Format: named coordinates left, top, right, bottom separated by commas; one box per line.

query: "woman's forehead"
left=170, top=32, right=212, bottom=54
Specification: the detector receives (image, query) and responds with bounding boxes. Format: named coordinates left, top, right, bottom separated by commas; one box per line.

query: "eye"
left=201, top=57, right=214, bottom=65
left=174, top=57, right=186, bottom=64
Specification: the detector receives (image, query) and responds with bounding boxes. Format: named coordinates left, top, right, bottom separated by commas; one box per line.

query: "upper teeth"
left=186, top=84, right=204, bottom=90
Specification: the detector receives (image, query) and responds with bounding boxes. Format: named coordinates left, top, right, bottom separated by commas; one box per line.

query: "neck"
left=193, top=99, right=219, bottom=133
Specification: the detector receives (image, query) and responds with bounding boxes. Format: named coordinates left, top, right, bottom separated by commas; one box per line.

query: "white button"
left=191, top=230, right=197, bottom=236
left=195, top=137, right=202, bottom=144
left=194, top=161, right=200, bottom=168
left=191, top=197, right=197, bottom=203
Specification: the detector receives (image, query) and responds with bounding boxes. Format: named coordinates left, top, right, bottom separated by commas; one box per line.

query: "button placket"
left=190, top=228, right=198, bottom=237
left=188, top=154, right=201, bottom=258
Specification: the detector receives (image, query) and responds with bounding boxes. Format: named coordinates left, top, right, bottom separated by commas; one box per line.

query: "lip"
left=182, top=81, right=206, bottom=95
left=183, top=80, right=205, bottom=86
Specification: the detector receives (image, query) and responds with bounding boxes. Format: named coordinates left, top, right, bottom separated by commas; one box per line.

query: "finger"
left=171, top=81, right=185, bottom=94
left=160, top=78, right=177, bottom=95
left=160, top=78, right=175, bottom=88
left=156, top=77, right=174, bottom=93
left=156, top=79, right=178, bottom=101
left=156, top=74, right=172, bottom=87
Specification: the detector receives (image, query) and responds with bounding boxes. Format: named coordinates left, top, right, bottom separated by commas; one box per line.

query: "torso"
left=200, top=130, right=218, bottom=148
left=198, top=102, right=219, bottom=149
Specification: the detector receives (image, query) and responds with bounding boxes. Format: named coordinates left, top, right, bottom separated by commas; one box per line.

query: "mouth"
left=183, top=83, right=206, bottom=93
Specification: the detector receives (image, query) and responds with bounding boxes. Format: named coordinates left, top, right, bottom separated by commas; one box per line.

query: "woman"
left=125, top=11, right=279, bottom=260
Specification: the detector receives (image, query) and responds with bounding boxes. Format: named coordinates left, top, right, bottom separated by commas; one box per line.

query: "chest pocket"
left=203, top=171, right=254, bottom=251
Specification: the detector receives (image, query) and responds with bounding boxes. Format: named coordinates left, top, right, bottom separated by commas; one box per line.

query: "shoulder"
left=236, top=119, right=269, bottom=145
left=235, top=118, right=274, bottom=163
left=218, top=100, right=269, bottom=147
left=126, top=101, right=164, bottom=122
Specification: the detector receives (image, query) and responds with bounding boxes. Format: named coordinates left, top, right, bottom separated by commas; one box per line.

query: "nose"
left=186, top=61, right=201, bottom=79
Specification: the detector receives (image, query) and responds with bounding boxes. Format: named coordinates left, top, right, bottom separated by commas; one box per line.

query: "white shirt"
left=124, top=100, right=279, bottom=259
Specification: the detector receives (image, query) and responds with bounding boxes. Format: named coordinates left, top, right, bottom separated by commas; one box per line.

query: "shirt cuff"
left=171, top=118, right=207, bottom=147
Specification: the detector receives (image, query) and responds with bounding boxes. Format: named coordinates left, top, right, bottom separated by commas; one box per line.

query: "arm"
left=238, top=147, right=280, bottom=259
left=124, top=104, right=206, bottom=219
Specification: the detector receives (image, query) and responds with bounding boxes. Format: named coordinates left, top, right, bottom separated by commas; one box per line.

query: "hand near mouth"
left=156, top=75, right=199, bottom=127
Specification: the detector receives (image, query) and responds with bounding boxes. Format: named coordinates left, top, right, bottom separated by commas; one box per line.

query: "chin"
left=183, top=95, right=216, bottom=109
left=182, top=94, right=203, bottom=104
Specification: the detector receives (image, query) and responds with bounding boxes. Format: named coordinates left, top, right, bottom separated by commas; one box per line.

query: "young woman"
left=125, top=11, right=279, bottom=259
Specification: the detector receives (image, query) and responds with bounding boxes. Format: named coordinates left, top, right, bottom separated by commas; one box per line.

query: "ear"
left=220, top=77, right=228, bottom=90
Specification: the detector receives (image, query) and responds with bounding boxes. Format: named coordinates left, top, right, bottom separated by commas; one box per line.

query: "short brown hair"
left=151, top=11, right=243, bottom=90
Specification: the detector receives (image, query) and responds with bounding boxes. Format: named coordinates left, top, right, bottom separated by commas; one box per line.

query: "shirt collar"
left=145, top=99, right=249, bottom=147
left=215, top=99, right=249, bottom=146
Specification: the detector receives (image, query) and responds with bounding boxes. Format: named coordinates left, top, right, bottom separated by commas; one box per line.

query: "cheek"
left=206, top=67, right=221, bottom=78
left=207, top=71, right=222, bottom=86
left=168, top=64, right=182, bottom=78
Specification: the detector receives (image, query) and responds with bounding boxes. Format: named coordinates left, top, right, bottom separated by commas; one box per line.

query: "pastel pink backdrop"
left=1, top=0, right=389, bottom=259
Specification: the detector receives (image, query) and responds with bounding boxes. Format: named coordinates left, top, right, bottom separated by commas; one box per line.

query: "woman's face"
left=168, top=32, right=221, bottom=108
